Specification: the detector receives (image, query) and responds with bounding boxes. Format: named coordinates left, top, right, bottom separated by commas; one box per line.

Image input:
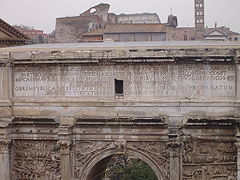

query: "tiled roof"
left=104, top=24, right=166, bottom=34
left=205, top=27, right=239, bottom=36
left=0, top=18, right=29, bottom=40
left=205, top=29, right=228, bottom=37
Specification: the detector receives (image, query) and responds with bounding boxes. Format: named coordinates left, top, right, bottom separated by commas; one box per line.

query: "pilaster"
left=0, top=63, right=12, bottom=118
left=0, top=62, right=12, bottom=100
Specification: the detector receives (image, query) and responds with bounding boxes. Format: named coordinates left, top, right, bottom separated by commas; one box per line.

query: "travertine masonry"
left=0, top=41, right=240, bottom=180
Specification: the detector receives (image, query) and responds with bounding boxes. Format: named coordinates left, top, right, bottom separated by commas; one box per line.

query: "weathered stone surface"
left=13, top=64, right=235, bottom=99
left=0, top=41, right=239, bottom=180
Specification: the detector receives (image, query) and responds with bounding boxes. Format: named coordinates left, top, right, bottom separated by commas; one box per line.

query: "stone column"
left=58, top=116, right=75, bottom=180
left=58, top=139, right=73, bottom=180
left=0, top=139, right=10, bottom=180
left=168, top=141, right=182, bottom=180
left=168, top=116, right=183, bottom=180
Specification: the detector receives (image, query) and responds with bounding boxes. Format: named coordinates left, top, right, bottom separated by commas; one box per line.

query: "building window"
left=234, top=37, right=238, bottom=41
left=197, top=11, right=204, bottom=15
left=115, top=79, right=123, bottom=94
left=184, top=35, right=188, bottom=41
left=197, top=19, right=204, bottom=24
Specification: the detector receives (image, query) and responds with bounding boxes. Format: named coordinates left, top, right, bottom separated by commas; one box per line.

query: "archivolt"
left=80, top=147, right=166, bottom=180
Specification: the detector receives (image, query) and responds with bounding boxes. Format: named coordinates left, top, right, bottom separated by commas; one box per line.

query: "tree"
left=105, top=156, right=157, bottom=180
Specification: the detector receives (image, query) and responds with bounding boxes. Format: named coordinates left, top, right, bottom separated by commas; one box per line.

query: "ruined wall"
left=54, top=4, right=162, bottom=43
left=54, top=3, right=111, bottom=43
left=104, top=32, right=166, bottom=41
left=55, top=15, right=102, bottom=43
left=117, top=13, right=161, bottom=24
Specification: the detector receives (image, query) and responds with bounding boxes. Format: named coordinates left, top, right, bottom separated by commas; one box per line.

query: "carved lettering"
left=13, top=64, right=235, bottom=98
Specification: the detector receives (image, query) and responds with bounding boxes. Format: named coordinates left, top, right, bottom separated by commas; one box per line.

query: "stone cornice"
left=0, top=42, right=239, bottom=64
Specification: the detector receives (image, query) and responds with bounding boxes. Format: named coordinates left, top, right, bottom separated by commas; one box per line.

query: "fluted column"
left=168, top=141, right=182, bottom=180
left=58, top=139, right=73, bottom=180
left=58, top=116, right=75, bottom=180
left=168, top=116, right=182, bottom=180
left=0, top=139, right=10, bottom=180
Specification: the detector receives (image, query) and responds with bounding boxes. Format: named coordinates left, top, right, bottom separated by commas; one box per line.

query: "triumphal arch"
left=0, top=41, right=240, bottom=180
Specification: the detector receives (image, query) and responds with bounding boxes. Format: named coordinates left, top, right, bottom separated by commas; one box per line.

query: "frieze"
left=12, top=140, right=60, bottom=180
left=182, top=138, right=237, bottom=180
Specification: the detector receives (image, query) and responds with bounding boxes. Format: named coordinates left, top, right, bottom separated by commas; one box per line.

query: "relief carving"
left=13, top=140, right=60, bottom=180
left=182, top=138, right=237, bottom=180
left=74, top=141, right=112, bottom=178
left=128, top=141, right=170, bottom=180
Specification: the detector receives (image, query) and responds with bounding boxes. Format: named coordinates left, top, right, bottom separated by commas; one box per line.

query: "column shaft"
left=0, top=139, right=10, bottom=180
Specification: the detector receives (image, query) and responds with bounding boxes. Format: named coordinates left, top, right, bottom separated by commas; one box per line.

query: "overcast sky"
left=1, top=0, right=239, bottom=34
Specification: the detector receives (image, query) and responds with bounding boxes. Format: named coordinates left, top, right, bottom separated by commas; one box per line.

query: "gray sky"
left=1, top=0, right=240, bottom=34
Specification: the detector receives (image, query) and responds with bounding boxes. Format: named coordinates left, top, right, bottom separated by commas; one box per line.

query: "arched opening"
left=81, top=149, right=166, bottom=180
left=86, top=155, right=158, bottom=180
left=105, top=155, right=158, bottom=180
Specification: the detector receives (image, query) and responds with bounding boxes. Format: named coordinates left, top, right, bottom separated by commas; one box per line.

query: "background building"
left=14, top=25, right=49, bottom=44
left=52, top=1, right=239, bottom=43
left=103, top=24, right=166, bottom=42
left=117, top=13, right=161, bottom=24
left=0, top=18, right=29, bottom=48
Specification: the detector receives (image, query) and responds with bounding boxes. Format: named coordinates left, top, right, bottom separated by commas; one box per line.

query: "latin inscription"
left=13, top=64, right=235, bottom=98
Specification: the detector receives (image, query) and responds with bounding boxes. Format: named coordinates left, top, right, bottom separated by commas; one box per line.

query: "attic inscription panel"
left=13, top=63, right=235, bottom=98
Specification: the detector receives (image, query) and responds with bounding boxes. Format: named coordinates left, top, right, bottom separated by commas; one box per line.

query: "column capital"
left=0, top=139, right=10, bottom=154
left=57, top=140, right=73, bottom=155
